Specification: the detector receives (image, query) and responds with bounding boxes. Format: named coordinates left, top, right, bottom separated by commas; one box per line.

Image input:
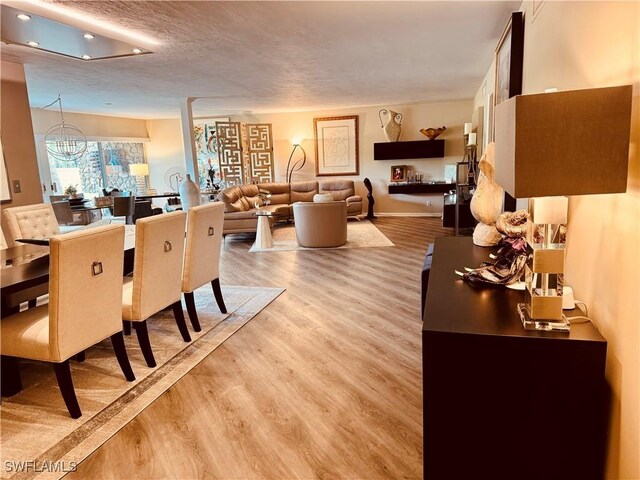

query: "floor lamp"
left=285, top=143, right=306, bottom=183
left=494, top=85, right=632, bottom=332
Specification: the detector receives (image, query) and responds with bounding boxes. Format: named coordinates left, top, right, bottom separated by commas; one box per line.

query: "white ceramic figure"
left=470, top=142, right=504, bottom=246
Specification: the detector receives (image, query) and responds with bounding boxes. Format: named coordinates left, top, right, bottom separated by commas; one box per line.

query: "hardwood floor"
left=68, top=217, right=452, bottom=479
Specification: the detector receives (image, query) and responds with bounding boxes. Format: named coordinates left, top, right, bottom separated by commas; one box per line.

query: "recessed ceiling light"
left=82, top=54, right=92, bottom=60
left=21, top=0, right=160, bottom=46
left=105, top=102, right=112, bottom=106
left=17, top=13, right=31, bottom=21
left=83, top=33, right=95, bottom=39
left=27, top=41, right=40, bottom=47
left=132, top=48, right=142, bottom=54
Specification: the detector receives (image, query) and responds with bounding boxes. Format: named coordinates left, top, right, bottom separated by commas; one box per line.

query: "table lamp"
left=129, top=163, right=150, bottom=196
left=494, top=85, right=632, bottom=331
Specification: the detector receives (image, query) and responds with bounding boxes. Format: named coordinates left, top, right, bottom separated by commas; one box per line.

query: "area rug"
left=249, top=219, right=394, bottom=253
left=0, top=285, right=284, bottom=480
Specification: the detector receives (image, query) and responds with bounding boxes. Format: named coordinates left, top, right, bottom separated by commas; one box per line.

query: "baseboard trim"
left=375, top=212, right=442, bottom=218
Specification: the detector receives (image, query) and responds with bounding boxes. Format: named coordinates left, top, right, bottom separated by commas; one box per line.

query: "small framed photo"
left=391, top=165, right=407, bottom=182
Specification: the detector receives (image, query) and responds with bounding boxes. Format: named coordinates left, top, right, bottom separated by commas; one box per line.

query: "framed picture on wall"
left=390, top=165, right=407, bottom=182
left=314, top=115, right=359, bottom=176
left=494, top=11, right=525, bottom=106
left=1, top=141, right=12, bottom=203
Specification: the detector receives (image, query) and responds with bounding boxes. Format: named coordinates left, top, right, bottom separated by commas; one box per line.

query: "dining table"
left=1, top=224, right=136, bottom=397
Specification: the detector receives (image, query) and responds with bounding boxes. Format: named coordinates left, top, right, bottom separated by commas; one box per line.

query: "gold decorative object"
left=420, top=126, right=446, bottom=140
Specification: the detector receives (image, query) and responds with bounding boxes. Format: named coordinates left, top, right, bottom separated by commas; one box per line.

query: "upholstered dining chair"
left=122, top=211, right=190, bottom=368
left=2, top=203, right=61, bottom=248
left=181, top=202, right=227, bottom=332
left=0, top=225, right=135, bottom=419
left=0, top=226, right=7, bottom=250
left=2, top=203, right=61, bottom=308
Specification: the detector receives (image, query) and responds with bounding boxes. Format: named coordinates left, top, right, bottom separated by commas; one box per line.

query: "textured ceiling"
left=1, top=1, right=520, bottom=119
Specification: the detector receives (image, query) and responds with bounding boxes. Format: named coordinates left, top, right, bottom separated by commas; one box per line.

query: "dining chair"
left=122, top=211, right=190, bottom=367
left=0, top=225, right=135, bottom=418
left=181, top=202, right=227, bottom=332
left=112, top=196, right=136, bottom=225
left=2, top=203, right=61, bottom=248
left=0, top=226, right=7, bottom=250
left=2, top=203, right=61, bottom=309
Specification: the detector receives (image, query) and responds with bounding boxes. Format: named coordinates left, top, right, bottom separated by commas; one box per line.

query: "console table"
left=423, top=237, right=607, bottom=480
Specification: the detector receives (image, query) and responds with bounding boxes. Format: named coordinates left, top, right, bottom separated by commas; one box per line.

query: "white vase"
left=379, top=109, right=403, bottom=142
left=179, top=174, right=201, bottom=211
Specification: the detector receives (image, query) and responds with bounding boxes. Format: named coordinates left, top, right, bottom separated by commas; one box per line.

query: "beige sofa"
left=218, top=180, right=362, bottom=234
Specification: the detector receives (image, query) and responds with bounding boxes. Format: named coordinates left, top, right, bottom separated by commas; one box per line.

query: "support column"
left=179, top=97, right=199, bottom=184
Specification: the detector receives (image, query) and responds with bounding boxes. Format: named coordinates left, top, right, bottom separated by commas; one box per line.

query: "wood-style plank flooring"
left=68, top=217, right=452, bottom=479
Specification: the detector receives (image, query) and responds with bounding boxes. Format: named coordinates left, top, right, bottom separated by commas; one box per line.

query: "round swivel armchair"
left=292, top=201, right=347, bottom=248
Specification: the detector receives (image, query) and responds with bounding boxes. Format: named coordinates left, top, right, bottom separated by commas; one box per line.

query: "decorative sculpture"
left=378, top=109, right=403, bottom=142
left=364, top=177, right=376, bottom=219
left=470, top=142, right=504, bottom=246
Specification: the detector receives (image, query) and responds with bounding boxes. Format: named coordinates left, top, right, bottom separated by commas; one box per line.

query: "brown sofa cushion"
left=259, top=182, right=290, bottom=205
left=291, top=181, right=319, bottom=203
left=219, top=186, right=246, bottom=212
left=319, top=180, right=355, bottom=201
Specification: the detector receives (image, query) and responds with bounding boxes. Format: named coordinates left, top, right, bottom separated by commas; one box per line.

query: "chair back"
left=0, top=226, right=7, bottom=250
left=133, top=200, right=153, bottom=223
left=113, top=196, right=136, bottom=224
left=182, top=202, right=225, bottom=293
left=51, top=200, right=74, bottom=225
left=48, top=224, right=125, bottom=362
left=2, top=203, right=61, bottom=247
left=293, top=201, right=348, bottom=248
left=131, top=211, right=186, bottom=319
left=111, top=191, right=131, bottom=197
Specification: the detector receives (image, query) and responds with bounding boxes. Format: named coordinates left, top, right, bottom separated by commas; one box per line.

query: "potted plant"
left=64, top=184, right=81, bottom=199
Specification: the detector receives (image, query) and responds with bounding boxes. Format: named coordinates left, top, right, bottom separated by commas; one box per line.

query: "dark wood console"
left=422, top=237, right=608, bottom=480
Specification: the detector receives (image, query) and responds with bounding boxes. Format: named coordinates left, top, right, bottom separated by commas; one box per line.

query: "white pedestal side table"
left=253, top=211, right=274, bottom=249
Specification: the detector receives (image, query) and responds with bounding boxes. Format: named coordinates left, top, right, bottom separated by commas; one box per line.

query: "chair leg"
left=172, top=301, right=192, bottom=342
left=211, top=278, right=227, bottom=314
left=123, top=320, right=132, bottom=336
left=110, top=332, right=136, bottom=381
left=133, top=321, right=157, bottom=368
left=73, top=351, right=86, bottom=362
left=53, top=361, right=82, bottom=419
left=1, top=356, right=23, bottom=397
left=183, top=292, right=201, bottom=332
left=28, top=299, right=37, bottom=309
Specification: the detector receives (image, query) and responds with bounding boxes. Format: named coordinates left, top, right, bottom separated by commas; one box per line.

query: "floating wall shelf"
left=388, top=182, right=454, bottom=194
left=374, top=139, right=445, bottom=160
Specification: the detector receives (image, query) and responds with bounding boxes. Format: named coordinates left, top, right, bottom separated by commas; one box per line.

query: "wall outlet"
left=426, top=200, right=432, bottom=206
left=12, top=180, right=21, bottom=193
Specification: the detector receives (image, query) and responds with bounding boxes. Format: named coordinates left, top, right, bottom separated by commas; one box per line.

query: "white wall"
left=473, top=2, right=639, bottom=478
left=31, top=109, right=148, bottom=140
left=144, top=118, right=186, bottom=195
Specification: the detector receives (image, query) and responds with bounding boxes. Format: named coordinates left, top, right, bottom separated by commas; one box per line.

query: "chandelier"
left=43, top=95, right=87, bottom=163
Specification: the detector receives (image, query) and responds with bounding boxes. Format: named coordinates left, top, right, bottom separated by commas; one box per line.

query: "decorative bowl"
left=420, top=126, right=447, bottom=140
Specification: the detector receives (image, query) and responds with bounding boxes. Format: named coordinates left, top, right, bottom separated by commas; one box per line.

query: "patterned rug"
left=0, top=285, right=284, bottom=480
left=249, top=220, right=394, bottom=253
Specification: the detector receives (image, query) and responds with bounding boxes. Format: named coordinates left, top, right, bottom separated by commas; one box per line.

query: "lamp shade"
left=129, top=163, right=149, bottom=176
left=494, top=85, right=632, bottom=198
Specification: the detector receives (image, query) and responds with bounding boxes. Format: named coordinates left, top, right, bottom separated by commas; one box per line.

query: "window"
left=44, top=141, right=146, bottom=198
